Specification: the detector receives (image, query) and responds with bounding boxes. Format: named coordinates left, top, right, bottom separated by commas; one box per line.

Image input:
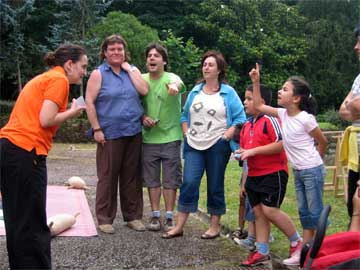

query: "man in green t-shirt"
left=142, top=42, right=186, bottom=232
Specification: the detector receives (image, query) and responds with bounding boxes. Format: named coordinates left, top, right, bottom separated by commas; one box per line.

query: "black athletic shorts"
left=245, top=170, right=288, bottom=208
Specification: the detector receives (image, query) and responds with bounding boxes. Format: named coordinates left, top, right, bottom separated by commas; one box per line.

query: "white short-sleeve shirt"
left=277, top=108, right=323, bottom=170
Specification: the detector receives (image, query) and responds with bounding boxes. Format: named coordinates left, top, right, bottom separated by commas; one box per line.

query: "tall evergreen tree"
left=298, top=0, right=360, bottom=112
left=1, top=0, right=35, bottom=98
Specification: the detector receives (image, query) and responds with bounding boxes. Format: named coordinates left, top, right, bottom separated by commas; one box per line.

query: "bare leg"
left=262, top=204, right=297, bottom=238
left=253, top=205, right=270, bottom=243
left=163, top=188, right=176, bottom=212
left=204, top=215, right=221, bottom=235
left=148, top=187, right=161, bottom=211
left=303, top=229, right=315, bottom=244
left=238, top=192, right=246, bottom=229
left=247, top=220, right=256, bottom=236
left=165, top=211, right=189, bottom=235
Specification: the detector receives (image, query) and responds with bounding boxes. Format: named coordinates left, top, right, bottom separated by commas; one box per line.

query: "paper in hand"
left=76, top=96, right=86, bottom=107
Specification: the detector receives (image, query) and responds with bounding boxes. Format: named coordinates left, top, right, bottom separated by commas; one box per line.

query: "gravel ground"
left=0, top=144, right=287, bottom=270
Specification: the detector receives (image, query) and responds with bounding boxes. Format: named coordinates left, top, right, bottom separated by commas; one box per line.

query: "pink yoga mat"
left=0, top=185, right=97, bottom=237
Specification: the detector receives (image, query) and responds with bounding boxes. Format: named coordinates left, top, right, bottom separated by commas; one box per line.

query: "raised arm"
left=167, top=74, right=186, bottom=96
left=40, top=99, right=84, bottom=128
left=121, top=62, right=149, bottom=96
left=249, top=63, right=278, bottom=117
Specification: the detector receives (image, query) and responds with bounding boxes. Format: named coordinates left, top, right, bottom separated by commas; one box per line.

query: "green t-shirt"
left=142, top=72, right=186, bottom=144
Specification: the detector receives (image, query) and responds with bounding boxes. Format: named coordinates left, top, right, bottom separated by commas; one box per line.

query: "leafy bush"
left=318, top=122, right=338, bottom=131
left=162, top=30, right=203, bottom=90
left=317, top=109, right=348, bottom=130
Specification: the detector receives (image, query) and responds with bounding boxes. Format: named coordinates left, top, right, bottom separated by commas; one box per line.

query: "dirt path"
left=0, top=143, right=286, bottom=270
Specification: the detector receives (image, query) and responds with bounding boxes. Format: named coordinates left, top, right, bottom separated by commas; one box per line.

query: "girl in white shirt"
left=249, top=63, right=328, bottom=266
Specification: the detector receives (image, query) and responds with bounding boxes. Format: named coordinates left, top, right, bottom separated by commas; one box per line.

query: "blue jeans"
left=293, top=164, right=326, bottom=229
left=178, top=138, right=231, bottom=215
left=244, top=197, right=255, bottom=222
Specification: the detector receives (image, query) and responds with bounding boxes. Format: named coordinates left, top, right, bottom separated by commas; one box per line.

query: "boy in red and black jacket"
left=237, top=84, right=302, bottom=267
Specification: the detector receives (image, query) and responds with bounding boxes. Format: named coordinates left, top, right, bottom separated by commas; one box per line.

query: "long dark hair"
left=287, top=76, right=317, bottom=115
left=44, top=44, right=86, bottom=67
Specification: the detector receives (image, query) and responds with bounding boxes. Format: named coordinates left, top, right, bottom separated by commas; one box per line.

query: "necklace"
left=203, top=84, right=219, bottom=94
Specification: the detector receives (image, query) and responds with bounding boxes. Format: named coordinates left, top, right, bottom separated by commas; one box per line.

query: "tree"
left=1, top=0, right=35, bottom=97
left=45, top=0, right=112, bottom=96
left=180, top=0, right=309, bottom=100
left=298, top=0, right=360, bottom=112
left=47, top=0, right=112, bottom=46
left=108, top=0, right=200, bottom=39
left=89, top=11, right=159, bottom=70
left=162, top=30, right=203, bottom=89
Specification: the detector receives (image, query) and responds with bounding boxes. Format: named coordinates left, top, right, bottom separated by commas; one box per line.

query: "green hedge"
left=0, top=113, right=93, bottom=143
left=53, top=117, right=92, bottom=143
left=317, top=109, right=348, bottom=130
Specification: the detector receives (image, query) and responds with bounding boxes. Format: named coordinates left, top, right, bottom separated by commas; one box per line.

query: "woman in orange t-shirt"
left=0, top=44, right=87, bottom=269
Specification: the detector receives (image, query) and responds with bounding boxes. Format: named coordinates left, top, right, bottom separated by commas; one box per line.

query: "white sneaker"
left=235, top=238, right=256, bottom=251
left=283, top=240, right=302, bottom=266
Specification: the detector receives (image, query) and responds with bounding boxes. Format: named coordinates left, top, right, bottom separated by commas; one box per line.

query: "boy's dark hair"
left=355, top=24, right=360, bottom=38
left=287, top=76, right=317, bottom=115
left=145, top=42, right=169, bottom=71
left=246, top=84, right=272, bottom=105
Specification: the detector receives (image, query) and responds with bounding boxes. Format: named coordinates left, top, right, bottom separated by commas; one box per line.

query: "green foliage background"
left=1, top=0, right=359, bottom=116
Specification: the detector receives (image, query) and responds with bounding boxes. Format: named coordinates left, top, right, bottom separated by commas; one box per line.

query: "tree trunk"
left=17, top=59, right=22, bottom=92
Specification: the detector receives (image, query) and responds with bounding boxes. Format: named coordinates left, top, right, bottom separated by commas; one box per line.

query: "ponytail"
left=301, top=94, right=318, bottom=115
left=43, top=44, right=86, bottom=67
left=287, top=76, right=318, bottom=115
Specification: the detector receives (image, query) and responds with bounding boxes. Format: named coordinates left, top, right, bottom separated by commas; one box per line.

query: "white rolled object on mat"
left=47, top=213, right=80, bottom=236
left=66, top=176, right=88, bottom=190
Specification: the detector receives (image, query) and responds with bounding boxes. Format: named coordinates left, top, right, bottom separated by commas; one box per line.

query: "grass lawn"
left=198, top=160, right=349, bottom=259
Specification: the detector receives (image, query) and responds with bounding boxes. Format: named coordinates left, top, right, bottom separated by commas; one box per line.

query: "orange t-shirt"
left=0, top=66, right=69, bottom=155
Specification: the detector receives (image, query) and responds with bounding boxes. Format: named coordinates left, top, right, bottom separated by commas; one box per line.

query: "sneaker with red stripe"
left=241, top=251, right=271, bottom=266
left=289, top=239, right=302, bottom=256
left=283, top=240, right=302, bottom=266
